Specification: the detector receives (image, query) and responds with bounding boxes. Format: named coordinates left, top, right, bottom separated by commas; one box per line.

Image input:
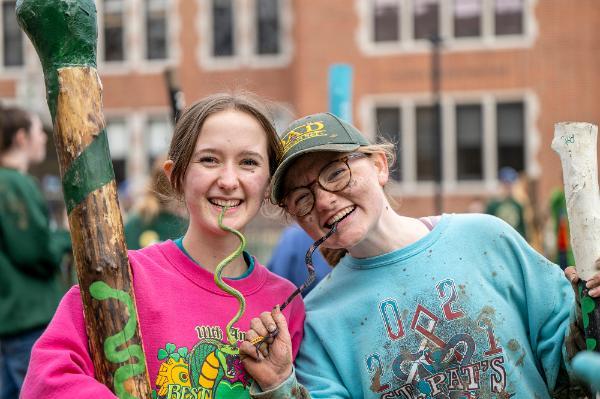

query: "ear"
left=163, top=159, right=174, bottom=183
left=13, top=128, right=29, bottom=148
left=371, top=152, right=389, bottom=186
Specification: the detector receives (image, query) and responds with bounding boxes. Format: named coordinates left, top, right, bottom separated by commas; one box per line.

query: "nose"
left=313, top=185, right=337, bottom=212
left=217, top=163, right=240, bottom=191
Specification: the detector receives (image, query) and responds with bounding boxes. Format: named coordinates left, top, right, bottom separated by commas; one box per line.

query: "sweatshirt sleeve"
left=20, top=286, right=117, bottom=399
left=0, top=175, right=70, bottom=278
left=294, top=322, right=351, bottom=398
left=250, top=322, right=349, bottom=399
left=496, top=217, right=574, bottom=392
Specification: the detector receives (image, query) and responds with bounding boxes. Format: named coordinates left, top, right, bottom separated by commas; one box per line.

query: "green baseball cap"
left=271, top=112, right=370, bottom=204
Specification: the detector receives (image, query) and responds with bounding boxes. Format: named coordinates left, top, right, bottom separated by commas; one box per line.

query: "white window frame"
left=0, top=0, right=25, bottom=73
left=197, top=0, right=293, bottom=70
left=360, top=90, right=538, bottom=196
left=97, top=0, right=129, bottom=67
left=103, top=108, right=174, bottom=195
left=356, top=0, right=538, bottom=56
left=97, top=0, right=180, bottom=74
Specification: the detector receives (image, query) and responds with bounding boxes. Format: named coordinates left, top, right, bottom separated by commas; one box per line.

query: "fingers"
left=238, top=330, right=264, bottom=361
left=585, top=272, right=600, bottom=297
left=565, top=266, right=579, bottom=284
left=271, top=306, right=291, bottom=343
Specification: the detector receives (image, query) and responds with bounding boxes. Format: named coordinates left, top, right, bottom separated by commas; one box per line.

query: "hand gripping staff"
left=552, top=122, right=600, bottom=354
left=16, top=1, right=152, bottom=397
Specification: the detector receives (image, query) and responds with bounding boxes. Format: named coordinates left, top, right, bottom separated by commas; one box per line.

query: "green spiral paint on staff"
left=580, top=283, right=599, bottom=351
left=215, top=207, right=247, bottom=345
left=89, top=281, right=147, bottom=399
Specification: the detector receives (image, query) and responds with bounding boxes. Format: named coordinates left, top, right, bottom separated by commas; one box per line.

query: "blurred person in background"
left=125, top=155, right=188, bottom=249
left=268, top=223, right=331, bottom=297
left=549, top=186, right=574, bottom=270
left=485, top=166, right=528, bottom=240
left=0, top=105, right=71, bottom=399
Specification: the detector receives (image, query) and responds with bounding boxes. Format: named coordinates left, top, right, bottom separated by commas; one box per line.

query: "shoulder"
left=444, top=213, right=525, bottom=244
left=449, top=213, right=514, bottom=232
left=127, top=240, right=176, bottom=267
left=256, top=259, right=299, bottom=292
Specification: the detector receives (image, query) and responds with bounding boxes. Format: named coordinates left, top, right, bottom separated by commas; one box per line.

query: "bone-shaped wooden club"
left=16, top=0, right=152, bottom=397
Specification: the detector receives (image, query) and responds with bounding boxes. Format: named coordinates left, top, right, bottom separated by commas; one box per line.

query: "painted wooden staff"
left=552, top=122, right=600, bottom=353
left=16, top=0, right=152, bottom=397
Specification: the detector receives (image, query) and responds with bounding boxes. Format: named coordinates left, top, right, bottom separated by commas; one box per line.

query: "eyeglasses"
left=281, top=152, right=368, bottom=217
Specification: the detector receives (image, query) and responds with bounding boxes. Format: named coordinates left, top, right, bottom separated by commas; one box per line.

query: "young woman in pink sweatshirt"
left=21, top=93, right=305, bottom=399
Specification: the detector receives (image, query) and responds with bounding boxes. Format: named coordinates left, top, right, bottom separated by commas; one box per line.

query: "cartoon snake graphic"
left=188, top=338, right=238, bottom=393
left=89, top=281, right=147, bottom=399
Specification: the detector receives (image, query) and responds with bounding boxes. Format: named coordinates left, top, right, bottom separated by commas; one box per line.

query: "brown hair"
left=285, top=141, right=398, bottom=267
left=167, top=92, right=282, bottom=197
left=133, top=155, right=180, bottom=223
left=0, top=106, right=32, bottom=153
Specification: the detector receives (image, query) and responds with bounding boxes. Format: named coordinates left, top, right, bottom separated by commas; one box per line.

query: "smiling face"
left=173, top=109, right=271, bottom=236
left=283, top=150, right=389, bottom=252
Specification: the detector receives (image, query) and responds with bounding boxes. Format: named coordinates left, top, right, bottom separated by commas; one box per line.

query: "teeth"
left=327, top=206, right=355, bottom=226
left=210, top=199, right=241, bottom=207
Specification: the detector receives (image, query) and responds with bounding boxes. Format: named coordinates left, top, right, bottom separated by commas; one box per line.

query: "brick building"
left=1, top=0, right=598, bottom=256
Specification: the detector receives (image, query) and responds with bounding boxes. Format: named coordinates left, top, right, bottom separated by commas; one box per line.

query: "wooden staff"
left=552, top=122, right=600, bottom=353
left=16, top=0, right=152, bottom=397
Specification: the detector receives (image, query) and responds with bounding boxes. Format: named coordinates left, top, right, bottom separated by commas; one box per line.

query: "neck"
left=348, top=205, right=430, bottom=259
left=182, top=226, right=248, bottom=278
left=0, top=151, right=29, bottom=173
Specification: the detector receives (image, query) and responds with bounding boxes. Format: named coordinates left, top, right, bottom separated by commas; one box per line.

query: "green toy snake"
left=215, top=206, right=247, bottom=346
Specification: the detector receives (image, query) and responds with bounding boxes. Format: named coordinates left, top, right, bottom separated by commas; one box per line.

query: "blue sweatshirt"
left=253, top=213, right=575, bottom=399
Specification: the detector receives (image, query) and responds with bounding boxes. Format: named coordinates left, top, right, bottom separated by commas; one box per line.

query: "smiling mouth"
left=209, top=198, right=242, bottom=208
left=325, top=206, right=356, bottom=228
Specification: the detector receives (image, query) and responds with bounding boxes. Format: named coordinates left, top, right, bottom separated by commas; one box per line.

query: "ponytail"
left=320, top=247, right=347, bottom=266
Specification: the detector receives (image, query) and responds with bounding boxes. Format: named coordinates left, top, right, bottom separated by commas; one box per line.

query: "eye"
left=323, top=165, right=347, bottom=183
left=198, top=156, right=219, bottom=165
left=240, top=158, right=260, bottom=167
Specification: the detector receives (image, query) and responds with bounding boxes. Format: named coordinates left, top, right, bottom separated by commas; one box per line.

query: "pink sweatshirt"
left=21, top=240, right=305, bottom=399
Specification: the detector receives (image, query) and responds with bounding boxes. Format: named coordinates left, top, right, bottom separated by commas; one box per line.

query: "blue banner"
left=328, top=64, right=353, bottom=123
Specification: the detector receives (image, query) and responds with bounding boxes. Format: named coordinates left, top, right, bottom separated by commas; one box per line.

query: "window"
left=147, top=116, right=172, bottom=166
left=456, top=104, right=483, bottom=180
left=145, top=0, right=168, bottom=60
left=202, top=0, right=290, bottom=68
left=414, top=0, right=439, bottom=40
left=496, top=102, right=524, bottom=174
left=212, top=0, right=235, bottom=57
left=495, top=0, right=523, bottom=35
left=105, top=118, right=129, bottom=185
left=373, top=0, right=400, bottom=42
left=360, top=0, right=531, bottom=52
left=375, top=107, right=402, bottom=180
left=102, top=0, right=125, bottom=62
left=416, top=106, right=437, bottom=181
left=366, top=95, right=529, bottom=187
left=453, top=0, right=481, bottom=38
left=256, top=0, right=279, bottom=54
left=2, top=0, right=23, bottom=67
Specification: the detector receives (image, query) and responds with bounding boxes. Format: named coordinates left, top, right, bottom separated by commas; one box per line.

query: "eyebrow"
left=192, top=148, right=266, bottom=161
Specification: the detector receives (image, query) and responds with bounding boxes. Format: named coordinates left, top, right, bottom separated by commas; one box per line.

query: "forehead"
left=195, top=109, right=267, bottom=152
left=283, top=151, right=344, bottom=187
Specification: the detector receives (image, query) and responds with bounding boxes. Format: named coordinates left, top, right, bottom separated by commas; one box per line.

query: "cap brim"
left=270, top=143, right=361, bottom=204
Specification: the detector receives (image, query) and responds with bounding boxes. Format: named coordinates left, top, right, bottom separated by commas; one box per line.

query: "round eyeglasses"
left=281, top=152, right=368, bottom=217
